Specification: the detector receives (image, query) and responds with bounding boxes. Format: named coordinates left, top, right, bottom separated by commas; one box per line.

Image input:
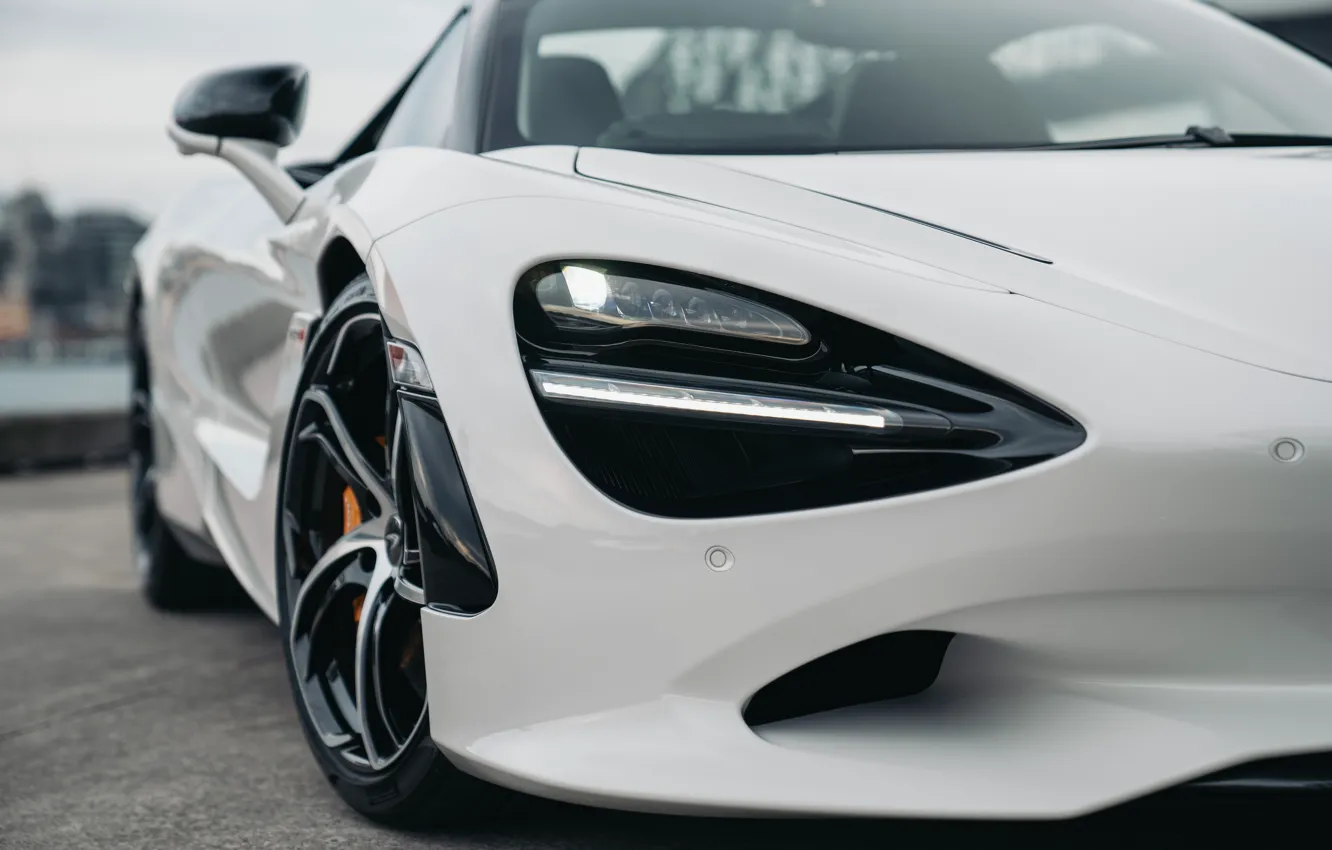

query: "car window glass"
left=495, top=0, right=1332, bottom=154
left=519, top=26, right=867, bottom=145
left=379, top=13, right=470, bottom=149
left=991, top=24, right=1280, bottom=142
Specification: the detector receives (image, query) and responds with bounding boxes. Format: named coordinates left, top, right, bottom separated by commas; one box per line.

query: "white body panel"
left=136, top=142, right=1332, bottom=818
left=703, top=147, right=1332, bottom=380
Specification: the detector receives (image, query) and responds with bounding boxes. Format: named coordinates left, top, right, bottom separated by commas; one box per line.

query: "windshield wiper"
left=1225, top=132, right=1332, bottom=147
left=1034, top=126, right=1332, bottom=151
left=1033, top=125, right=1232, bottom=150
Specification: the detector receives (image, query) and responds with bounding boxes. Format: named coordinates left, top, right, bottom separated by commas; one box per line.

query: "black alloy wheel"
left=276, top=277, right=510, bottom=826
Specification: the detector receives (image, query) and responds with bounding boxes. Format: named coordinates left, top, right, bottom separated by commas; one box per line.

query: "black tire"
left=275, top=277, right=514, bottom=827
left=130, top=288, right=247, bottom=611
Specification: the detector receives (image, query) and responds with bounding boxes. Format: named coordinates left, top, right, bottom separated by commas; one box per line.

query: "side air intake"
left=743, top=630, right=955, bottom=727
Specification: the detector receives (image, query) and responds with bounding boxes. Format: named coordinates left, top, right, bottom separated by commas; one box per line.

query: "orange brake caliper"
left=344, top=486, right=365, bottom=623
left=342, top=486, right=362, bottom=535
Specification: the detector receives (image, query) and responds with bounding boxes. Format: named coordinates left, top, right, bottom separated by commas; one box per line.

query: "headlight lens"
left=533, top=264, right=811, bottom=346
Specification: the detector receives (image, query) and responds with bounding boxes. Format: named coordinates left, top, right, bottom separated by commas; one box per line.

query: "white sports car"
left=132, top=0, right=1332, bottom=827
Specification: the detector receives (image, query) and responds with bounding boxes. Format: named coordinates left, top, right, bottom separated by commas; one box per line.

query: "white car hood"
left=578, top=146, right=1332, bottom=382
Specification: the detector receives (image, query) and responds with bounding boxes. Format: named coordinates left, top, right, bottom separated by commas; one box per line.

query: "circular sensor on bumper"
left=705, top=546, right=735, bottom=572
left=1270, top=438, right=1306, bottom=464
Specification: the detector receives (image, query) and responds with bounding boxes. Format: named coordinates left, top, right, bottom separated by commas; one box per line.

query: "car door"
left=144, top=163, right=324, bottom=617
left=147, top=178, right=320, bottom=615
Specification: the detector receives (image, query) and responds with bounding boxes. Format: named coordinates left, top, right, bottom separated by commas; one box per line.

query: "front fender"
left=364, top=191, right=1307, bottom=759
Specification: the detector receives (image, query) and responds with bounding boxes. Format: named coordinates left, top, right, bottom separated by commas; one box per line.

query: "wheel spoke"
left=370, top=592, right=407, bottom=749
left=286, top=523, right=384, bottom=750
left=280, top=509, right=308, bottom=580
left=298, top=388, right=391, bottom=511
left=394, top=575, right=426, bottom=606
left=297, top=425, right=365, bottom=502
left=322, top=730, right=356, bottom=752
left=324, top=655, right=362, bottom=735
left=326, top=313, right=384, bottom=379
left=289, top=520, right=384, bottom=634
left=292, top=583, right=362, bottom=686
left=353, top=545, right=397, bottom=768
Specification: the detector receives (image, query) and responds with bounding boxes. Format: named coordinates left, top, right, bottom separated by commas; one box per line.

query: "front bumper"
left=375, top=198, right=1332, bottom=819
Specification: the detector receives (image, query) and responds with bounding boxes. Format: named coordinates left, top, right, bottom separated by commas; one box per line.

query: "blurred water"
left=0, top=361, right=130, bottom=416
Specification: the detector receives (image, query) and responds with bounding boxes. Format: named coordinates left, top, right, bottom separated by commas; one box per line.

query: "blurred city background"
left=0, top=0, right=1329, bottom=467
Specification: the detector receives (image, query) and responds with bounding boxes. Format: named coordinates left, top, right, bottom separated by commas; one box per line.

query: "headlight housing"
left=534, top=264, right=811, bottom=346
left=515, top=260, right=1084, bottom=518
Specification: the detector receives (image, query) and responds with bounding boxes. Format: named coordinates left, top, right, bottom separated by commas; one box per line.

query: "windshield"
left=484, top=0, right=1332, bottom=153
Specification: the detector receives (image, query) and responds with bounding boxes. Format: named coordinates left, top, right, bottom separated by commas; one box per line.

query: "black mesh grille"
left=555, top=419, right=694, bottom=503
left=545, top=410, right=1008, bottom=518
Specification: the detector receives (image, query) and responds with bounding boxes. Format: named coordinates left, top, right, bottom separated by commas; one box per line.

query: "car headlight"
left=533, top=264, right=811, bottom=346
left=514, top=261, right=1085, bottom=518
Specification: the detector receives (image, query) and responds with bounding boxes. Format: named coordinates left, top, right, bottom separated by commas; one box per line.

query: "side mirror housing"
left=173, top=64, right=309, bottom=147
left=168, top=64, right=312, bottom=222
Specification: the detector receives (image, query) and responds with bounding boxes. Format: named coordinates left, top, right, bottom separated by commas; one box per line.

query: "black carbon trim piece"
left=1188, top=753, right=1332, bottom=792
left=399, top=394, right=498, bottom=614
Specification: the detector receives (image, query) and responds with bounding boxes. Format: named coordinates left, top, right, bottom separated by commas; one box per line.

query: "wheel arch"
left=313, top=227, right=413, bottom=345
left=316, top=235, right=367, bottom=311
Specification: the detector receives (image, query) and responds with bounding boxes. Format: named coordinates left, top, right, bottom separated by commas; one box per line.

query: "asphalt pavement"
left=0, top=469, right=1313, bottom=849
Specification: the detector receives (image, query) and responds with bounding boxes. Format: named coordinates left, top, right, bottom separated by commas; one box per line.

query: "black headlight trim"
left=515, top=260, right=1086, bottom=518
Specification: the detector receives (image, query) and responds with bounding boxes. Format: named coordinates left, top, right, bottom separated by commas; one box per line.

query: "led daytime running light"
left=532, top=371, right=901, bottom=432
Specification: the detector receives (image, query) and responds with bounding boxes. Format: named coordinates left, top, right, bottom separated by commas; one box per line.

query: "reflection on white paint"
left=194, top=417, right=268, bottom=501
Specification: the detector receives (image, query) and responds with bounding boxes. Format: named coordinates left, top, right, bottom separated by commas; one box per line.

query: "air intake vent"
left=744, top=630, right=954, bottom=727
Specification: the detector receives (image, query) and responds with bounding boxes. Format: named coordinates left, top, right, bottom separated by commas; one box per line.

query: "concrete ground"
left=0, top=470, right=1311, bottom=848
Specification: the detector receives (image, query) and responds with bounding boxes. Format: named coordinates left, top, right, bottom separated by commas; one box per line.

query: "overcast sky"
left=0, top=0, right=461, bottom=218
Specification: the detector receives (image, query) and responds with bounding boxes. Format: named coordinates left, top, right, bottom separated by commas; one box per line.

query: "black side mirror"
left=173, top=64, right=309, bottom=148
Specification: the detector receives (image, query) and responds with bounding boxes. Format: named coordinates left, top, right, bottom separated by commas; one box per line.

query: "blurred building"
left=0, top=190, right=144, bottom=360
